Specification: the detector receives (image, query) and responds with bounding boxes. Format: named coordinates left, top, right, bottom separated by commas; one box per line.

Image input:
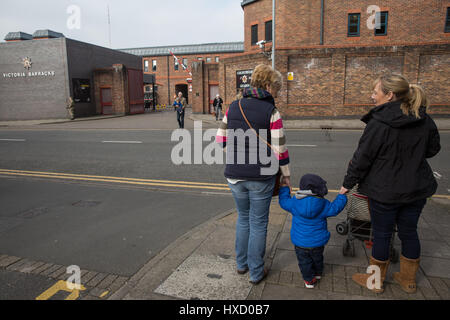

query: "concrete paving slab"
left=270, top=249, right=299, bottom=273
left=277, top=232, right=293, bottom=251
left=420, top=239, right=450, bottom=259
left=323, top=243, right=369, bottom=267
left=196, top=225, right=236, bottom=257
left=420, top=257, right=450, bottom=279
left=154, top=253, right=253, bottom=300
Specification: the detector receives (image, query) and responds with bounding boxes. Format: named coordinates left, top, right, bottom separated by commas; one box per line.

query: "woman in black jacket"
left=340, top=74, right=441, bottom=294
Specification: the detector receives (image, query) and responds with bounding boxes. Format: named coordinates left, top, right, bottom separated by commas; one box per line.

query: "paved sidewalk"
left=0, top=114, right=125, bottom=127
left=109, top=195, right=450, bottom=301
left=189, top=113, right=450, bottom=130
left=1, top=111, right=449, bottom=130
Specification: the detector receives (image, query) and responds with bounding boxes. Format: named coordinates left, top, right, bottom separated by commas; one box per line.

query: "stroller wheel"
left=336, top=222, right=349, bottom=235
left=343, top=239, right=355, bottom=257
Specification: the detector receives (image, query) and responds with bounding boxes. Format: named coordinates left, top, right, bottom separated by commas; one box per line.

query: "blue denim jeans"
left=294, top=246, right=325, bottom=282
left=177, top=111, right=184, bottom=128
left=369, top=198, right=427, bottom=261
left=228, top=177, right=276, bottom=282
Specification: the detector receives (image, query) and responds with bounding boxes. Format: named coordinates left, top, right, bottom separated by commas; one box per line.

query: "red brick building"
left=220, top=0, right=450, bottom=118
left=120, top=43, right=244, bottom=110
left=124, top=0, right=450, bottom=118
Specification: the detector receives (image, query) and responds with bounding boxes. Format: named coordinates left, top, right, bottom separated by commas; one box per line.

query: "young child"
left=279, top=173, right=348, bottom=288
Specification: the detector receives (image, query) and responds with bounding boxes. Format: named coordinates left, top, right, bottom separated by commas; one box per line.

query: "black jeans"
left=369, top=198, right=427, bottom=261
left=294, top=246, right=325, bottom=282
left=177, top=111, right=185, bottom=128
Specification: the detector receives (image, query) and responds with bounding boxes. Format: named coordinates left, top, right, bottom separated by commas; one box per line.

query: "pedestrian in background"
left=174, top=92, right=186, bottom=129
left=340, top=74, right=441, bottom=294
left=216, top=64, right=291, bottom=285
left=213, top=94, right=223, bottom=121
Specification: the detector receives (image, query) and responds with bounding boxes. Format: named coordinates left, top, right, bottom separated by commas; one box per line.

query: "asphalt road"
left=0, top=111, right=448, bottom=299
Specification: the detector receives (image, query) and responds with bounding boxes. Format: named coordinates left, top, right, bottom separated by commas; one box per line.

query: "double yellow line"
left=0, top=168, right=230, bottom=191
left=0, top=168, right=449, bottom=199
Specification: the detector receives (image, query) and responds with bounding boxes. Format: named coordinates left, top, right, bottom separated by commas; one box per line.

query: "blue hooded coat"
left=279, top=186, right=347, bottom=248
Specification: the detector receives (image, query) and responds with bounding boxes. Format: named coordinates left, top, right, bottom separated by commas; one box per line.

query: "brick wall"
left=142, top=52, right=237, bottom=106
left=191, top=61, right=221, bottom=114
left=243, top=0, right=450, bottom=49
left=93, top=64, right=129, bottom=115
left=220, top=43, right=450, bottom=118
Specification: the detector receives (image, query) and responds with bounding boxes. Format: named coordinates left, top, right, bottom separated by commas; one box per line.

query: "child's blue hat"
left=299, top=174, right=328, bottom=197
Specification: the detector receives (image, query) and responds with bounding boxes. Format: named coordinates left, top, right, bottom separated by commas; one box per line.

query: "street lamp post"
left=272, top=0, right=276, bottom=70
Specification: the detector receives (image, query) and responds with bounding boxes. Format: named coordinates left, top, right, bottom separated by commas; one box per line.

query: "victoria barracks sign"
left=2, top=57, right=56, bottom=78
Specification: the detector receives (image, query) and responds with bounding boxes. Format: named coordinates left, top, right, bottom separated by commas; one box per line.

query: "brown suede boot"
left=393, top=255, right=420, bottom=293
left=352, top=256, right=390, bottom=293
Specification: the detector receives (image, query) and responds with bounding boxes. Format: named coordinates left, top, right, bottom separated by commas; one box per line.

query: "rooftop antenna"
left=107, top=4, right=112, bottom=48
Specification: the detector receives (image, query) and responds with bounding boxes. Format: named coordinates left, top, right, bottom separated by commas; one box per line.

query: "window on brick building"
left=347, top=13, right=360, bottom=37
left=144, top=60, right=149, bottom=72
left=265, top=20, right=272, bottom=42
left=197, top=57, right=203, bottom=60
left=374, top=11, right=388, bottom=36
left=174, top=57, right=179, bottom=71
left=182, top=58, right=188, bottom=68
left=251, top=24, right=258, bottom=45
left=152, top=60, right=157, bottom=72
left=206, top=57, right=212, bottom=63
left=445, top=7, right=450, bottom=32
left=215, top=56, right=219, bottom=63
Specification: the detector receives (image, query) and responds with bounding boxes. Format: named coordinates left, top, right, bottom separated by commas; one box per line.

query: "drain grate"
left=72, top=200, right=102, bottom=208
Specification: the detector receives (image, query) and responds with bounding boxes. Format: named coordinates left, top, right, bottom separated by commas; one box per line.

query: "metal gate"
left=128, top=68, right=145, bottom=114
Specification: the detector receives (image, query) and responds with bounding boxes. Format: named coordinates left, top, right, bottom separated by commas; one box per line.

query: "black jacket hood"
left=361, top=100, right=426, bottom=128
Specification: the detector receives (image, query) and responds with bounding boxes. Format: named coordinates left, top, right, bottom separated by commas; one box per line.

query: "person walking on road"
left=216, top=64, right=291, bottom=285
left=213, top=94, right=223, bottom=121
left=174, top=92, right=187, bottom=129
left=340, top=74, right=441, bottom=294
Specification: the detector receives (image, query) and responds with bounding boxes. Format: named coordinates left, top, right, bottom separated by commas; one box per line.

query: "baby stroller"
left=335, top=186, right=399, bottom=263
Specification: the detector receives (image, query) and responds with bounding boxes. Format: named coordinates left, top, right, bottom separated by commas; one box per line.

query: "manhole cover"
left=72, top=200, right=102, bottom=208
left=18, top=207, right=49, bottom=219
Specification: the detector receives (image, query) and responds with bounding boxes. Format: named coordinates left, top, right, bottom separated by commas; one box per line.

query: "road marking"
left=0, top=169, right=228, bottom=187
left=102, top=141, right=143, bottom=144
left=0, top=169, right=230, bottom=191
left=0, top=169, right=449, bottom=199
left=286, top=144, right=317, bottom=147
left=35, top=280, right=86, bottom=300
left=0, top=139, right=26, bottom=142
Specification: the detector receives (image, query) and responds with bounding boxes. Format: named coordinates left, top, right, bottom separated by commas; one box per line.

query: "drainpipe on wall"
left=320, top=0, right=324, bottom=45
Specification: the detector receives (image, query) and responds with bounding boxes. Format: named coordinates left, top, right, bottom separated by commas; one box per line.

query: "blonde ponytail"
left=405, top=84, right=429, bottom=118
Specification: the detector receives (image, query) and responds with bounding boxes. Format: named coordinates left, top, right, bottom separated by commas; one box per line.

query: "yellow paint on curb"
left=35, top=280, right=86, bottom=300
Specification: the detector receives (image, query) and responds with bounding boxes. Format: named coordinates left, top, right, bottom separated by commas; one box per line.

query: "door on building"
left=128, top=68, right=145, bottom=114
left=175, top=84, right=188, bottom=105
left=100, top=87, right=113, bottom=115
left=209, top=85, right=219, bottom=114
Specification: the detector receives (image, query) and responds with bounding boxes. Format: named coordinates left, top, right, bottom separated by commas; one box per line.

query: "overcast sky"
left=0, top=0, right=244, bottom=49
